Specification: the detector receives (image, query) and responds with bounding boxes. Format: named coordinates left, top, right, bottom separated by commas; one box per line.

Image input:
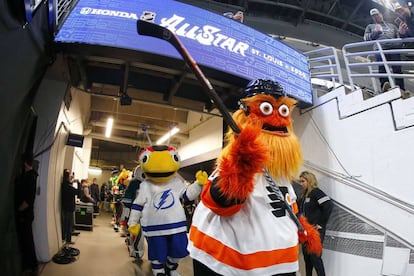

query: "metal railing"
left=305, top=46, right=344, bottom=90
left=304, top=159, right=414, bottom=250
left=303, top=38, right=414, bottom=97
left=342, top=37, right=414, bottom=95
left=54, top=0, right=78, bottom=33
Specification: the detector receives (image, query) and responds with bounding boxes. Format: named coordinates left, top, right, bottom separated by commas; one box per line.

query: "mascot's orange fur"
left=189, top=79, right=321, bottom=276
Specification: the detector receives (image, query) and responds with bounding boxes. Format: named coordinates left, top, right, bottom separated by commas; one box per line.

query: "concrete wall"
left=32, top=80, right=92, bottom=261
left=179, top=113, right=223, bottom=167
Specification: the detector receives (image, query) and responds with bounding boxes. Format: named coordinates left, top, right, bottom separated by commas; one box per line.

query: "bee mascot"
left=128, top=145, right=207, bottom=276
left=188, top=79, right=322, bottom=276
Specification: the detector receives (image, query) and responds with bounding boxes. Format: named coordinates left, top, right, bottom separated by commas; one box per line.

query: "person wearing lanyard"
left=298, top=171, right=333, bottom=276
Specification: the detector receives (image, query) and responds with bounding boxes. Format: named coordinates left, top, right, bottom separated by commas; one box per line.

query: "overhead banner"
left=55, top=0, right=312, bottom=105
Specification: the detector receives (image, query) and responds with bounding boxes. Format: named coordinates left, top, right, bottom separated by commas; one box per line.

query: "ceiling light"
left=105, top=117, right=113, bottom=138
left=156, top=127, right=180, bottom=145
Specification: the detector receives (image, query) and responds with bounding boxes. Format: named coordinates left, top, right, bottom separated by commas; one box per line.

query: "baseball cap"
left=370, top=8, right=380, bottom=16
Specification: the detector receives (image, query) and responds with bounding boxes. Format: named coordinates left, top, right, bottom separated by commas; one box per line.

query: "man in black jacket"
left=90, top=178, right=100, bottom=213
left=15, top=153, right=39, bottom=275
left=61, top=169, right=78, bottom=245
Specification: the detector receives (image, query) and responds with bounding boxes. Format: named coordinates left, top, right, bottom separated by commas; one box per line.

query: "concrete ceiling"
left=63, top=51, right=239, bottom=171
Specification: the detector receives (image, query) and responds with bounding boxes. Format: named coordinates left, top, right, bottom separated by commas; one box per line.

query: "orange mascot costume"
left=188, top=79, right=321, bottom=276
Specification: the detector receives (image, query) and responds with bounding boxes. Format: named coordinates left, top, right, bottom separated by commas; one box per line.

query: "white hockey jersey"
left=188, top=174, right=299, bottom=276
left=128, top=175, right=201, bottom=237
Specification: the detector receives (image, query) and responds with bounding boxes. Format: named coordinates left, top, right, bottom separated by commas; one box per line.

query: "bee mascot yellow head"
left=139, top=145, right=180, bottom=183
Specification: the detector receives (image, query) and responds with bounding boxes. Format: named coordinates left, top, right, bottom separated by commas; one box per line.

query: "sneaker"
left=382, top=82, right=391, bottom=92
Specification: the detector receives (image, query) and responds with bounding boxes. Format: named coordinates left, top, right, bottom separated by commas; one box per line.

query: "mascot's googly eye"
left=278, top=104, right=290, bottom=117
left=169, top=149, right=181, bottom=163
left=139, top=149, right=152, bottom=164
left=259, top=102, right=273, bottom=116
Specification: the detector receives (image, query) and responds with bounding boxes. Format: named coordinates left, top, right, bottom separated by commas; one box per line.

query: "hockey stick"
left=137, top=19, right=305, bottom=233
left=137, top=20, right=240, bottom=134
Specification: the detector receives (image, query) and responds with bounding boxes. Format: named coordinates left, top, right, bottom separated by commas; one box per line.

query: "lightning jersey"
left=129, top=176, right=201, bottom=237
left=188, top=174, right=300, bottom=276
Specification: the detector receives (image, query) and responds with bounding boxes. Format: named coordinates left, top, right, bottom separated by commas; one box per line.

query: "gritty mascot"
left=128, top=145, right=206, bottom=276
left=188, top=79, right=322, bottom=276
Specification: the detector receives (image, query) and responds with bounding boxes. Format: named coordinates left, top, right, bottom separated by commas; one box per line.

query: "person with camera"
left=364, top=8, right=405, bottom=92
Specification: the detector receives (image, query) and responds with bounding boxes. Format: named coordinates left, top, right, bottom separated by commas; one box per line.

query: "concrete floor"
left=39, top=211, right=310, bottom=276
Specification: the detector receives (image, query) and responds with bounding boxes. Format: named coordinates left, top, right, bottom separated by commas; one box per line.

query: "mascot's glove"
left=298, top=216, right=323, bottom=256
left=231, top=123, right=269, bottom=173
left=128, top=224, right=141, bottom=236
left=195, top=170, right=208, bottom=185
left=217, top=123, right=269, bottom=201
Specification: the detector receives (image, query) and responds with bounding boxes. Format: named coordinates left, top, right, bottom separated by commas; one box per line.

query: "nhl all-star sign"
left=55, top=0, right=312, bottom=106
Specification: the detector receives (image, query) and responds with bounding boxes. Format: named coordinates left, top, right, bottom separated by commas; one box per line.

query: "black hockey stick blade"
left=137, top=19, right=240, bottom=134
left=137, top=19, right=176, bottom=46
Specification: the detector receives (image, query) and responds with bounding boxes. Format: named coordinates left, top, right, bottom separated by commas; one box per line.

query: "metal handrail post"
left=375, top=42, right=396, bottom=88
left=367, top=55, right=379, bottom=94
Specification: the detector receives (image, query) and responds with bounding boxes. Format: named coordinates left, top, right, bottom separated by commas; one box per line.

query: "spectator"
left=14, top=153, right=39, bottom=275
left=90, top=178, right=100, bottom=211
left=80, top=179, right=93, bottom=203
left=61, top=169, right=78, bottom=245
left=80, top=179, right=99, bottom=214
left=99, top=182, right=108, bottom=211
left=364, top=8, right=405, bottom=92
left=394, top=2, right=414, bottom=38
left=223, top=10, right=244, bottom=23
left=232, top=10, right=244, bottom=23
left=298, top=171, right=333, bottom=276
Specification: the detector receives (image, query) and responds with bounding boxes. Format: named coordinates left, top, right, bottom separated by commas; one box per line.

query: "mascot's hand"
left=233, top=123, right=269, bottom=171
left=298, top=216, right=322, bottom=256
left=218, top=123, right=269, bottom=201
left=195, top=170, right=208, bottom=185
left=128, top=224, right=141, bottom=236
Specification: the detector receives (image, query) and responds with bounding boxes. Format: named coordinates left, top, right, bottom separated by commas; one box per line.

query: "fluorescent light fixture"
left=88, top=166, right=102, bottom=175
left=156, top=127, right=180, bottom=145
left=105, top=117, right=113, bottom=138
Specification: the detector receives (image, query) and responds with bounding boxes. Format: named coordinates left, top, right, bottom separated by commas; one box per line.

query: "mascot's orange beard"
left=219, top=108, right=303, bottom=181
